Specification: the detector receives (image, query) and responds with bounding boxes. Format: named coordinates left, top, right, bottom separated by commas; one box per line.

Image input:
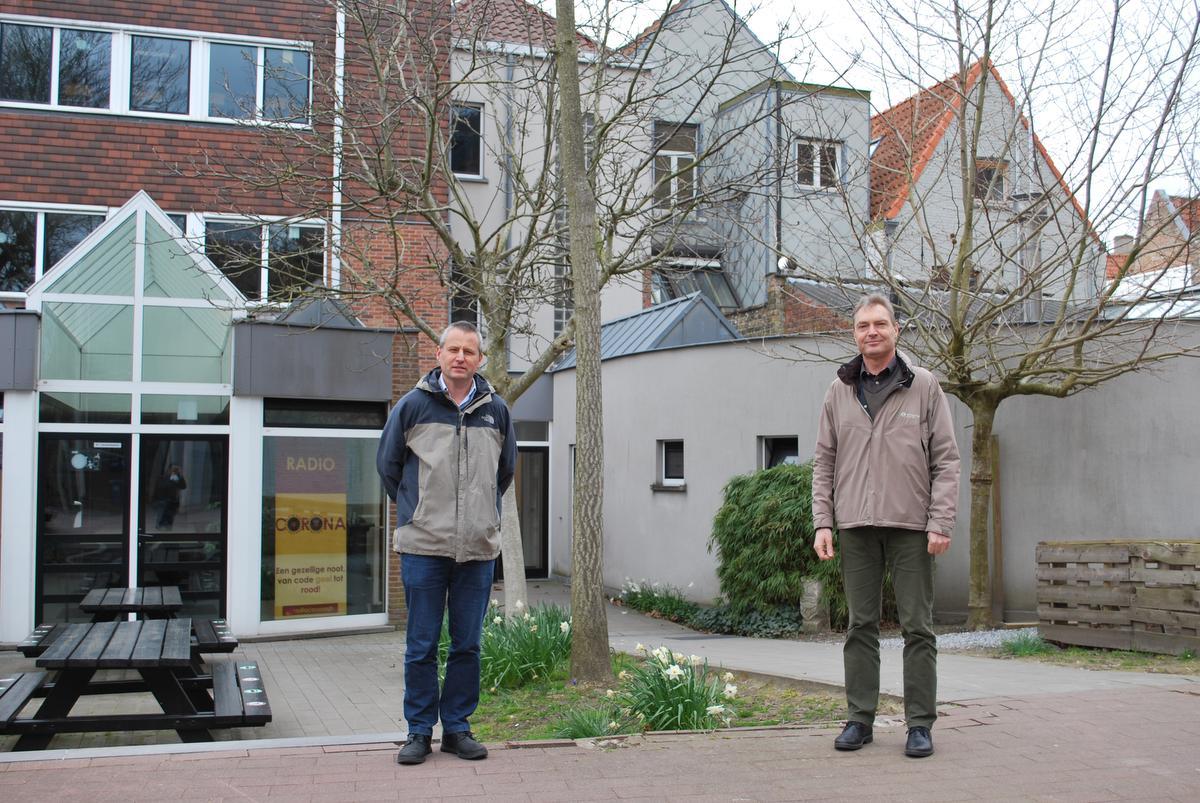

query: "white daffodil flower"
left=664, top=664, right=685, bottom=680
left=560, top=621, right=570, bottom=633
left=706, top=705, right=725, bottom=716
left=723, top=683, right=738, bottom=699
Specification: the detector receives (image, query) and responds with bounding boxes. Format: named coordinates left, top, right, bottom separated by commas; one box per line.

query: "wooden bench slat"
left=212, top=662, right=242, bottom=719
left=0, top=672, right=48, bottom=724
left=38, top=624, right=92, bottom=668
left=161, top=586, right=182, bottom=609
left=193, top=619, right=218, bottom=649
left=68, top=621, right=118, bottom=667
left=236, top=661, right=271, bottom=723
left=104, top=588, right=127, bottom=607
left=131, top=619, right=168, bottom=667
left=18, top=624, right=63, bottom=657
left=80, top=589, right=106, bottom=609
left=143, top=586, right=163, bottom=609
left=161, top=618, right=192, bottom=666
left=99, top=621, right=144, bottom=668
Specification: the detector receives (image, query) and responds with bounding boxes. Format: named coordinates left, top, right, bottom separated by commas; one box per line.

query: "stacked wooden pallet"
left=1036, top=540, right=1200, bottom=655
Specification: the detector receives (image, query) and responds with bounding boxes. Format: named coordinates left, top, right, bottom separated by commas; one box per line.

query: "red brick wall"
left=727, top=275, right=849, bottom=336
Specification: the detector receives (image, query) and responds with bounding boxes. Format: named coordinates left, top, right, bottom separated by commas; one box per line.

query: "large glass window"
left=450, top=104, right=483, bottom=176
left=141, top=307, right=233, bottom=383
left=0, top=22, right=51, bottom=103
left=261, top=437, right=387, bottom=621
left=206, top=220, right=325, bottom=301
left=130, top=35, right=190, bottom=114
left=40, top=302, right=134, bottom=381
left=208, top=43, right=256, bottom=119
left=0, top=208, right=106, bottom=293
left=651, top=259, right=739, bottom=312
left=58, top=28, right=111, bottom=108
left=39, top=392, right=132, bottom=424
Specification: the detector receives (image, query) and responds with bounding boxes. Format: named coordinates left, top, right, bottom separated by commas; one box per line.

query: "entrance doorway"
left=36, top=433, right=228, bottom=623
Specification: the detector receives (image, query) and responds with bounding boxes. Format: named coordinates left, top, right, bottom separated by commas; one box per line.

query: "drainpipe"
left=331, top=2, right=345, bottom=288
left=774, top=81, right=783, bottom=269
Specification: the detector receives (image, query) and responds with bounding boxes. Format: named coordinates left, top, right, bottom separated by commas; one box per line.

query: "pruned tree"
left=778, top=0, right=1200, bottom=628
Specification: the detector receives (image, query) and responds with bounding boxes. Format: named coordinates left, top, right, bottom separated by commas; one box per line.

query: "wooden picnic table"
left=79, top=586, right=183, bottom=621
left=0, top=618, right=270, bottom=751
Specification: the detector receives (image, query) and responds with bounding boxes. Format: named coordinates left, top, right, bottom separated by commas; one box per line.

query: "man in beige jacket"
left=812, top=293, right=960, bottom=758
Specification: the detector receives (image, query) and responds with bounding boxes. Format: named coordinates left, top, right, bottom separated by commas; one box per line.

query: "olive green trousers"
left=840, top=526, right=937, bottom=729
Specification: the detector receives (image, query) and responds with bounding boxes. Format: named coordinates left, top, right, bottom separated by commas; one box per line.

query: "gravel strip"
left=880, top=626, right=1037, bottom=650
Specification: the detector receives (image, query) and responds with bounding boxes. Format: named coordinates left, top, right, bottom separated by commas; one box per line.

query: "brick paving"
left=1, top=684, right=1198, bottom=801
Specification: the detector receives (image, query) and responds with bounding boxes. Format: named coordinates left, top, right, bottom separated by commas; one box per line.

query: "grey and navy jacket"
left=376, top=369, right=517, bottom=562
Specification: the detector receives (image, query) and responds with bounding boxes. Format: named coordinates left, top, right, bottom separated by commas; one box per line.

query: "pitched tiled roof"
left=869, top=60, right=1097, bottom=244
left=620, top=0, right=690, bottom=59
left=1171, top=196, right=1199, bottom=234
left=454, top=0, right=595, bottom=51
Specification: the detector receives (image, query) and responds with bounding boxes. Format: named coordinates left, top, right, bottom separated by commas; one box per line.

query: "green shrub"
left=440, top=603, right=572, bottom=690
left=688, top=604, right=806, bottom=638
left=615, top=645, right=734, bottom=731
left=708, top=461, right=895, bottom=630
left=620, top=580, right=700, bottom=623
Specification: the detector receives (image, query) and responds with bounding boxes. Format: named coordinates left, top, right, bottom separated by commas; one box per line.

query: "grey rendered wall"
left=232, top=323, right=395, bottom=401
left=550, top=326, right=1200, bottom=621
left=0, top=311, right=38, bottom=390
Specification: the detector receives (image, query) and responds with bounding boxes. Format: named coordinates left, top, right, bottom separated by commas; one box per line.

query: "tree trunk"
left=498, top=484, right=528, bottom=615
left=966, top=401, right=996, bottom=629
left=554, top=0, right=611, bottom=682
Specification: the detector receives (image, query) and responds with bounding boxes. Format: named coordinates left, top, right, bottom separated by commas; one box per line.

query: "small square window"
left=796, top=137, right=841, bottom=189
left=656, top=439, right=685, bottom=488
left=975, top=161, right=1008, bottom=202
left=758, top=436, right=799, bottom=469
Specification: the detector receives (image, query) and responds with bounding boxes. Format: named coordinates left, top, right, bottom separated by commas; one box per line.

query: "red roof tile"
left=1170, top=196, right=1199, bottom=234
left=869, top=60, right=1097, bottom=244
left=454, top=0, right=595, bottom=51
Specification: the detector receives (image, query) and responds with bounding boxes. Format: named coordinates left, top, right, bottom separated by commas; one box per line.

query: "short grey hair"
left=438, top=320, right=482, bottom=347
left=852, top=293, right=897, bottom=324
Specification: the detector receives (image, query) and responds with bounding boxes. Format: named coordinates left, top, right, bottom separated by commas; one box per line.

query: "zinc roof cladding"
left=868, top=60, right=1097, bottom=244
left=1171, top=196, right=1199, bottom=234
left=454, top=0, right=596, bottom=51
left=552, top=292, right=741, bottom=370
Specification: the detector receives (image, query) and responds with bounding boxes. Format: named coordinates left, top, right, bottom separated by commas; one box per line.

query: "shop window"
left=261, top=436, right=387, bottom=620
left=654, top=439, right=686, bottom=491
left=653, top=121, right=698, bottom=209
left=758, top=436, right=799, bottom=469
left=450, top=103, right=483, bottom=176
left=130, top=35, right=191, bottom=114
left=797, top=137, right=840, bottom=189
left=205, top=220, right=325, bottom=301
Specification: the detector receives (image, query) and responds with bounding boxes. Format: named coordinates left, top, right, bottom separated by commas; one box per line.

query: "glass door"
left=36, top=434, right=131, bottom=623
left=137, top=435, right=228, bottom=618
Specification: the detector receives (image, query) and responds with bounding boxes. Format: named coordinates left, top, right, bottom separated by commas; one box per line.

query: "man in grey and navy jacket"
left=376, top=321, right=516, bottom=766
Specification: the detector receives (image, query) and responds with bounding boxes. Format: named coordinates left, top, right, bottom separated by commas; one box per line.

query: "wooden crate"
left=1036, top=540, right=1200, bottom=656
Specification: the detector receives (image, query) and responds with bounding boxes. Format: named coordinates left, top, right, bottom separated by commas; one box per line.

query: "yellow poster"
left=273, top=447, right=348, bottom=618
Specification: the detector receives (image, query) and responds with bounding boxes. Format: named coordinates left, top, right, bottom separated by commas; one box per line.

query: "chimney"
left=1112, top=234, right=1133, bottom=254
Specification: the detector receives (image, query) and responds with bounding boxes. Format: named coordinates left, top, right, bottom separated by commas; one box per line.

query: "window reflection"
left=130, top=35, right=190, bottom=114
left=58, top=29, right=111, bottom=108
left=263, top=48, right=310, bottom=123
left=209, top=43, right=255, bottom=119
left=0, top=23, right=51, bottom=103
left=0, top=209, right=36, bottom=292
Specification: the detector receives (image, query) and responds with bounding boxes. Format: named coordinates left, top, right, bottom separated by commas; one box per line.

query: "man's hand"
left=927, top=531, right=951, bottom=556
left=814, top=528, right=835, bottom=561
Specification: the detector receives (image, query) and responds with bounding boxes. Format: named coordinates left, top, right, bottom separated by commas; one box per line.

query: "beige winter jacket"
left=812, top=352, right=960, bottom=535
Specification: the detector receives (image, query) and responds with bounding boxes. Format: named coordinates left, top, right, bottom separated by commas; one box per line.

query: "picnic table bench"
left=79, top=586, right=183, bottom=621
left=1, top=618, right=270, bottom=751
left=20, top=617, right=238, bottom=677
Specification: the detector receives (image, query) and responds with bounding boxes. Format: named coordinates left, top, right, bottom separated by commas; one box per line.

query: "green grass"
left=617, top=580, right=699, bottom=624
left=990, top=633, right=1200, bottom=673
left=999, top=632, right=1056, bottom=657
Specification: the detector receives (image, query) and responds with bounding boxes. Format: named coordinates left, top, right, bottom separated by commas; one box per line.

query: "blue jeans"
left=400, top=553, right=495, bottom=736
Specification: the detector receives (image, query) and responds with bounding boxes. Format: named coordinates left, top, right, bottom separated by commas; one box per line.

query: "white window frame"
left=757, top=435, right=800, bottom=470
left=656, top=439, right=686, bottom=489
left=0, top=14, right=312, bottom=127
left=653, top=121, right=699, bottom=209
left=450, top=102, right=484, bottom=178
left=202, top=215, right=328, bottom=304
left=796, top=137, right=841, bottom=190
left=974, top=160, right=1009, bottom=204
left=0, top=201, right=110, bottom=299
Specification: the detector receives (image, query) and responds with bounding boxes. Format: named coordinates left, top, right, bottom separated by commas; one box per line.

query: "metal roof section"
left=271, top=295, right=366, bottom=329
left=552, top=292, right=741, bottom=370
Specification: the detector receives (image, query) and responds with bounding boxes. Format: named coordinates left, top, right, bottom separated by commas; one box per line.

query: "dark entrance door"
left=137, top=435, right=228, bottom=618
left=495, top=445, right=549, bottom=580
left=36, top=434, right=131, bottom=624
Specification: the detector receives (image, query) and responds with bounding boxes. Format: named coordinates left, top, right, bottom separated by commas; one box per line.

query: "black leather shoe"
left=834, top=721, right=873, bottom=751
left=441, top=730, right=488, bottom=760
left=905, top=726, right=934, bottom=757
left=396, top=734, right=432, bottom=765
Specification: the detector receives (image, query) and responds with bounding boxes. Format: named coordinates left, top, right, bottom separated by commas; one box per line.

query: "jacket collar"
left=837, top=351, right=915, bottom=388
left=416, top=368, right=495, bottom=410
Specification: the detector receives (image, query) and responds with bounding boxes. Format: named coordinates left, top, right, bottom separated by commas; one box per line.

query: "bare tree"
left=782, top=0, right=1200, bottom=628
